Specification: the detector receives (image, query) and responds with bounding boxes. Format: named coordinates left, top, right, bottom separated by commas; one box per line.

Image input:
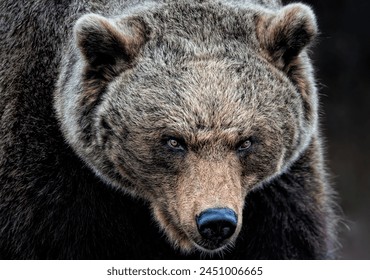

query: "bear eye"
left=237, top=139, right=252, bottom=152
left=167, top=138, right=185, bottom=151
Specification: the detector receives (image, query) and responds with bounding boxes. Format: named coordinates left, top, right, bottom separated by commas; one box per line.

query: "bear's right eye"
left=166, top=138, right=186, bottom=151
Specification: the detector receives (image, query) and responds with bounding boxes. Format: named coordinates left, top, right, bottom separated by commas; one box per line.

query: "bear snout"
left=194, top=207, right=238, bottom=250
left=196, top=208, right=237, bottom=242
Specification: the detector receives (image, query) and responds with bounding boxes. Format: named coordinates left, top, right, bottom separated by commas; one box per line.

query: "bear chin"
left=193, top=242, right=236, bottom=256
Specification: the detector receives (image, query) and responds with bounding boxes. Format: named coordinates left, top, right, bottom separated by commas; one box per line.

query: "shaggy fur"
left=0, top=0, right=338, bottom=259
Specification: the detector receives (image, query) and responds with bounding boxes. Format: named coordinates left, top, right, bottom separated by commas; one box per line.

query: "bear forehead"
left=101, top=0, right=302, bottom=141
left=108, top=56, right=297, bottom=137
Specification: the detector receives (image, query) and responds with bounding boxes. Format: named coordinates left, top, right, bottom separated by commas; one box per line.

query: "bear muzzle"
left=194, top=207, right=238, bottom=250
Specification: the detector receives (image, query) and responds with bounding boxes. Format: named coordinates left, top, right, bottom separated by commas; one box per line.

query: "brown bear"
left=0, top=0, right=338, bottom=259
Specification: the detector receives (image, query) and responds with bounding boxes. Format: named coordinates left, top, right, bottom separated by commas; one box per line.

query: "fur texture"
left=0, top=0, right=338, bottom=259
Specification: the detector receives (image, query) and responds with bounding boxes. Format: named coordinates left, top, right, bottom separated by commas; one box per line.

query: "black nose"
left=196, top=208, right=237, bottom=242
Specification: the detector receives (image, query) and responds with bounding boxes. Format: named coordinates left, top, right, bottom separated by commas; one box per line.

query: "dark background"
left=284, top=0, right=370, bottom=259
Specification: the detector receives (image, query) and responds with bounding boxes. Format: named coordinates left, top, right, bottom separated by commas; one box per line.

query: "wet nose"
left=196, top=208, right=237, bottom=242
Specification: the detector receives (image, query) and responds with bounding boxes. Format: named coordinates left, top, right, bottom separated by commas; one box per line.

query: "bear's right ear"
left=74, top=14, right=147, bottom=71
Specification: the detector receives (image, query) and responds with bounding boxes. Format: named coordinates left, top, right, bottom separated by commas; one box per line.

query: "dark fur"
left=0, top=0, right=338, bottom=259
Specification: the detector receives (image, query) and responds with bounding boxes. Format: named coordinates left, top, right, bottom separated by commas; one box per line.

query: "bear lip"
left=191, top=231, right=237, bottom=253
left=191, top=239, right=235, bottom=254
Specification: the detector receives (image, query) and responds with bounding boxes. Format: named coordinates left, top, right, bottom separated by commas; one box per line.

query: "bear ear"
left=74, top=14, right=147, bottom=70
left=256, top=4, right=318, bottom=69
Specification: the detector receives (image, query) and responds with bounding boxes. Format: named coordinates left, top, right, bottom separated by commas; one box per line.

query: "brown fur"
left=0, top=0, right=338, bottom=259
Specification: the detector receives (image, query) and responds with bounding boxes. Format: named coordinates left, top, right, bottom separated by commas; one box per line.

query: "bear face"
left=54, top=1, right=318, bottom=253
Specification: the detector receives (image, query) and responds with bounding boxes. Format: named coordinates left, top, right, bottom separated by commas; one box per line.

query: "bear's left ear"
left=256, top=4, right=318, bottom=70
left=74, top=14, right=147, bottom=71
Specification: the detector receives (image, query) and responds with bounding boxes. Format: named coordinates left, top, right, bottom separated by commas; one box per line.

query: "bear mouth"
left=192, top=238, right=236, bottom=253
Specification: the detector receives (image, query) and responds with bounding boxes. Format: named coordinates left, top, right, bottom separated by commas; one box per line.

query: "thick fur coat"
left=0, top=0, right=337, bottom=259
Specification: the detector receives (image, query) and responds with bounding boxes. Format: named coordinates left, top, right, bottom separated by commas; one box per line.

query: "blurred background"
left=284, top=0, right=370, bottom=259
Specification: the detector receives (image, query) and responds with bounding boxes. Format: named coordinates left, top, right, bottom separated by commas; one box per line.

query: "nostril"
left=196, top=208, right=237, bottom=242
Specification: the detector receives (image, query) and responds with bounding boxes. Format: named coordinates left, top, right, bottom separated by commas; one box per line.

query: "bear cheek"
left=151, top=202, right=195, bottom=252
left=241, top=135, right=285, bottom=186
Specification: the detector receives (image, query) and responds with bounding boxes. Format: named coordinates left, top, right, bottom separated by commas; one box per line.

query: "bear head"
left=54, top=0, right=318, bottom=254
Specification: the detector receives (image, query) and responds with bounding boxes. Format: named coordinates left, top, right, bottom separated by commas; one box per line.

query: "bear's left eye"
left=237, top=139, right=253, bottom=152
